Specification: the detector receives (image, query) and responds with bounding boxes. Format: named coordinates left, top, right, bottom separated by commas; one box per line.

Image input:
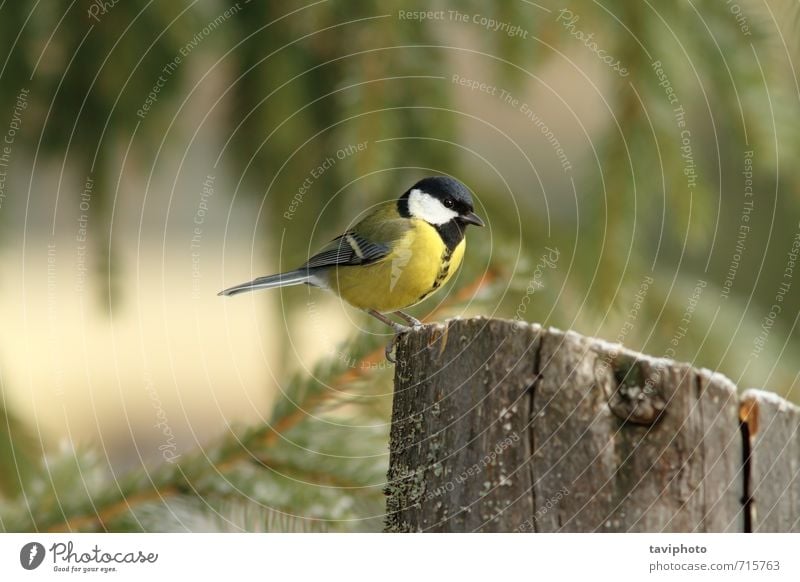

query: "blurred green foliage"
left=1, top=0, right=799, bottom=530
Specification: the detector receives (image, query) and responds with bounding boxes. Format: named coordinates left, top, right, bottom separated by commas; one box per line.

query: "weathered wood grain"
left=385, top=318, right=539, bottom=532
left=740, top=389, right=800, bottom=532
left=531, top=330, right=742, bottom=532
left=385, top=318, right=791, bottom=532
left=695, top=369, right=746, bottom=532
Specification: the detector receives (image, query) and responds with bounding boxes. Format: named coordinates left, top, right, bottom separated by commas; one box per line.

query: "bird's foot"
left=364, top=309, right=423, bottom=362
left=384, top=323, right=412, bottom=363
left=385, top=338, right=397, bottom=363
left=393, top=311, right=423, bottom=328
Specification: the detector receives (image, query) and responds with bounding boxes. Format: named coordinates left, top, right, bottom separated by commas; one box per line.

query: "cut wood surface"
left=385, top=318, right=796, bottom=532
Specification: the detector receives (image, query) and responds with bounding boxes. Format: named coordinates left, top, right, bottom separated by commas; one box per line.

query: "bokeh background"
left=1, top=0, right=799, bottom=531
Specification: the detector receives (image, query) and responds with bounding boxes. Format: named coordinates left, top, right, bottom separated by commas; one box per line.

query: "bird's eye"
left=443, top=198, right=454, bottom=209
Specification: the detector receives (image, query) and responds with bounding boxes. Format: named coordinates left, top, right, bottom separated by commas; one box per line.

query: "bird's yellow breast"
left=326, top=220, right=466, bottom=313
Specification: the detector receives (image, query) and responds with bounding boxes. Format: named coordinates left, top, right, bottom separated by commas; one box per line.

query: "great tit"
left=219, top=176, right=484, bottom=351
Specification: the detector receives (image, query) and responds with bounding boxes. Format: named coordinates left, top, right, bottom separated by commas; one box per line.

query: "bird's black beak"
left=461, top=211, right=485, bottom=227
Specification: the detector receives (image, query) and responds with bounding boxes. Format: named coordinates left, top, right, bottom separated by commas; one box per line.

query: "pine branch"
left=0, top=271, right=496, bottom=532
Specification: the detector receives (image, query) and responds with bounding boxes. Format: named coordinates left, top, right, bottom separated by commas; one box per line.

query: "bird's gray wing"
left=301, top=232, right=390, bottom=269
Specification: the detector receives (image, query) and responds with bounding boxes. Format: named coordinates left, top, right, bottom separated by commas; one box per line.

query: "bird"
left=219, top=176, right=484, bottom=358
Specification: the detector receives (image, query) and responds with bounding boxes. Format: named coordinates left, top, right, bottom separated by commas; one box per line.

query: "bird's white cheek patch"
left=408, top=189, right=459, bottom=225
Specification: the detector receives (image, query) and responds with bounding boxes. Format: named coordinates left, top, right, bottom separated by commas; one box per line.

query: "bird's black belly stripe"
left=416, top=247, right=453, bottom=302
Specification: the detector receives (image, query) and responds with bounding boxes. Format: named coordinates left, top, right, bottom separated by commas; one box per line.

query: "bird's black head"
left=398, top=176, right=485, bottom=229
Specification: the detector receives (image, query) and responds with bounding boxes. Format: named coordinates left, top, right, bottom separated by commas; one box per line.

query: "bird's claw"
left=385, top=326, right=405, bottom=363
left=384, top=323, right=419, bottom=363
left=394, top=311, right=423, bottom=327
left=385, top=340, right=397, bottom=363
left=365, top=309, right=424, bottom=362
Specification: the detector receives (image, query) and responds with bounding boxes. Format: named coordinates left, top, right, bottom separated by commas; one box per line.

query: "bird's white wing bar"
left=301, top=232, right=389, bottom=269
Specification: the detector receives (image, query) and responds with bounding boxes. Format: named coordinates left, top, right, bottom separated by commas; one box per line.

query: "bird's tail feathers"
left=218, top=269, right=318, bottom=296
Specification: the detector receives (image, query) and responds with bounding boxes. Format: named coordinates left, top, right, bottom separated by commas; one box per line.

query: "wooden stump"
left=740, top=389, right=800, bottom=532
left=385, top=318, right=796, bottom=532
